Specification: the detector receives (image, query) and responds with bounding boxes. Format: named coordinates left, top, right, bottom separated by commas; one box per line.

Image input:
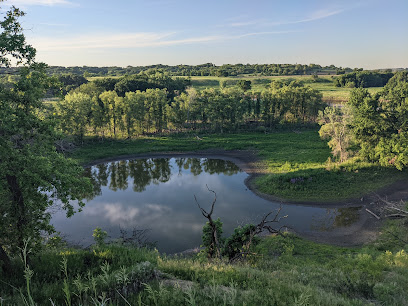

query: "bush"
left=223, top=224, right=260, bottom=260
left=201, top=218, right=224, bottom=257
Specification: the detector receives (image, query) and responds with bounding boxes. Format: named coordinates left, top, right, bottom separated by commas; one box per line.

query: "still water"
left=51, top=158, right=359, bottom=253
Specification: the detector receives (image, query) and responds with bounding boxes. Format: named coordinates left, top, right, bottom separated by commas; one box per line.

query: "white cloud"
left=7, top=0, right=76, bottom=6
left=227, top=8, right=345, bottom=28
left=39, top=22, right=70, bottom=27
left=84, top=202, right=171, bottom=225
left=29, top=31, right=296, bottom=52
left=284, top=9, right=345, bottom=25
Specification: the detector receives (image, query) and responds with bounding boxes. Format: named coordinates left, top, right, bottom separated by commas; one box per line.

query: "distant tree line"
left=335, top=71, right=394, bottom=88
left=55, top=69, right=190, bottom=98
left=54, top=77, right=325, bottom=140
left=0, top=63, right=355, bottom=78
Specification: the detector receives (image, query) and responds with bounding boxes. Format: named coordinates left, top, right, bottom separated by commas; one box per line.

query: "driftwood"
left=365, top=194, right=408, bottom=219
left=365, top=208, right=381, bottom=220
left=376, top=195, right=408, bottom=218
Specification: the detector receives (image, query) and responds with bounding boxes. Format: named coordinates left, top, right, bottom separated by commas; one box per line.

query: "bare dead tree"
left=194, top=185, right=222, bottom=259
left=195, top=186, right=289, bottom=261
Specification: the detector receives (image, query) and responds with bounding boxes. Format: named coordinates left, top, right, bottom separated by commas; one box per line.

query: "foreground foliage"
left=1, top=218, right=407, bottom=305
left=0, top=0, right=91, bottom=270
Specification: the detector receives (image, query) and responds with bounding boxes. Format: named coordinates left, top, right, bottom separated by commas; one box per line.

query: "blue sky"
left=4, top=0, right=408, bottom=68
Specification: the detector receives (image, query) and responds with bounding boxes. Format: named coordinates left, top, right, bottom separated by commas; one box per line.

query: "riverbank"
left=80, top=148, right=408, bottom=247
left=72, top=131, right=408, bottom=203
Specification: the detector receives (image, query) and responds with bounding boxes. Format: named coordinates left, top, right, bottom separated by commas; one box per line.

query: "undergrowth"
left=1, top=219, right=407, bottom=305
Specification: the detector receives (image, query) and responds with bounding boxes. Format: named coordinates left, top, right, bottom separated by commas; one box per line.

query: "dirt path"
left=84, top=149, right=408, bottom=247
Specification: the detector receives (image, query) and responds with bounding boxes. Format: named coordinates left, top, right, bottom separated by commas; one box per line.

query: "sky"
left=3, top=0, right=408, bottom=69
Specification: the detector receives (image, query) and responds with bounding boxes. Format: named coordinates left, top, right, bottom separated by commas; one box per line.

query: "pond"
left=51, top=157, right=360, bottom=253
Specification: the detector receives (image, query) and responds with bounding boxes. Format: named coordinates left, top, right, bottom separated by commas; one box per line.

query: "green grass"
left=1, top=219, right=407, bottom=305
left=71, top=129, right=407, bottom=202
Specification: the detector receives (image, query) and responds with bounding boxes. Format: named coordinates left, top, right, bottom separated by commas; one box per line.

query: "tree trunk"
left=0, top=244, right=12, bottom=275
left=6, top=174, right=26, bottom=251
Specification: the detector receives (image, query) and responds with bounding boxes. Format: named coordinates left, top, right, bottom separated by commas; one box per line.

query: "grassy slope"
left=71, top=130, right=407, bottom=202
left=2, top=222, right=407, bottom=305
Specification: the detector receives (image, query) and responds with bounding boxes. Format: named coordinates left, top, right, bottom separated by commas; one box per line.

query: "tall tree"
left=56, top=92, right=93, bottom=142
left=0, top=1, right=91, bottom=273
left=99, top=90, right=123, bottom=138
left=348, top=73, right=408, bottom=169
left=318, top=106, right=354, bottom=162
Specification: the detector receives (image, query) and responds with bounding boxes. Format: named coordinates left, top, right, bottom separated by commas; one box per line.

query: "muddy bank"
left=83, top=149, right=408, bottom=247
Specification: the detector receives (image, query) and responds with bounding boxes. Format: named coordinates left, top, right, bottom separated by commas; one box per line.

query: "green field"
left=183, top=75, right=383, bottom=102
left=71, top=130, right=407, bottom=202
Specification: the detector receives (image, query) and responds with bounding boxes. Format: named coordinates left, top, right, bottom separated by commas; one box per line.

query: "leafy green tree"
left=0, top=1, right=91, bottom=272
left=58, top=74, right=88, bottom=94
left=318, top=106, right=354, bottom=162
left=144, top=88, right=167, bottom=132
left=122, top=91, right=146, bottom=136
left=237, top=79, right=252, bottom=92
left=56, top=92, right=92, bottom=141
left=223, top=224, right=260, bottom=260
left=99, top=91, right=123, bottom=138
left=349, top=73, right=408, bottom=169
left=167, top=92, right=188, bottom=130
left=90, top=96, right=108, bottom=138
left=0, top=3, right=35, bottom=67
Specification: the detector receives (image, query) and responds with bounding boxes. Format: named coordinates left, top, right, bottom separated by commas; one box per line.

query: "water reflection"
left=84, top=158, right=241, bottom=197
left=52, top=158, right=360, bottom=253
left=310, top=207, right=361, bottom=232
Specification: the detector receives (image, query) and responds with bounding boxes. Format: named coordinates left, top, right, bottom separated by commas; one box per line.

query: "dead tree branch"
left=230, top=206, right=288, bottom=262
left=194, top=185, right=222, bottom=259
left=369, top=194, right=408, bottom=219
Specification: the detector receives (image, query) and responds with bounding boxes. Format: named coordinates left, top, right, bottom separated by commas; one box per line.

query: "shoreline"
left=82, top=149, right=408, bottom=247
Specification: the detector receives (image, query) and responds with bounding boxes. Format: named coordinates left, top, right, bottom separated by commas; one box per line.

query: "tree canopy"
left=319, top=72, right=408, bottom=169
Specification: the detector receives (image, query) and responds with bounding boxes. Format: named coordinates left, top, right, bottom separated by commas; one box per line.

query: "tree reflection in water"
left=84, top=158, right=241, bottom=198
left=311, top=206, right=361, bottom=231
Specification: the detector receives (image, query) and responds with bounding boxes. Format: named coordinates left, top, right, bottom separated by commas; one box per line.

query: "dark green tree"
left=237, top=79, right=252, bottom=92
left=0, top=1, right=91, bottom=273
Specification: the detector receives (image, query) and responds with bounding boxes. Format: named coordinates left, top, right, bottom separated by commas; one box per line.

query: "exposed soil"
left=84, top=149, right=408, bottom=247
